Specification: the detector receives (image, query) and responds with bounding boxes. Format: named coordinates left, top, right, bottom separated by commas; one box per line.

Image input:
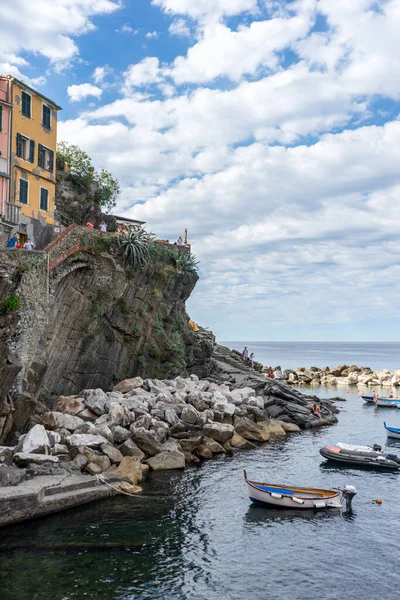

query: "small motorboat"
left=361, top=394, right=400, bottom=407
left=320, top=442, right=400, bottom=470
left=244, top=470, right=356, bottom=510
left=384, top=422, right=400, bottom=439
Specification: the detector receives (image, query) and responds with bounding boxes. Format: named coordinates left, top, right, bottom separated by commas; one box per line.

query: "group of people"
left=6, top=235, right=34, bottom=250
left=241, top=346, right=256, bottom=370
left=87, top=221, right=107, bottom=232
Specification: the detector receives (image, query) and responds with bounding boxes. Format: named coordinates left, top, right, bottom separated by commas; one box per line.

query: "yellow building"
left=8, top=76, right=61, bottom=244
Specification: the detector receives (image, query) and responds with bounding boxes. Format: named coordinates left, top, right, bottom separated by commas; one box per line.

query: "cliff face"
left=0, top=227, right=213, bottom=441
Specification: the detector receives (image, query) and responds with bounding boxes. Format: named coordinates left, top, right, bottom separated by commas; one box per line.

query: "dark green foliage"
left=132, top=325, right=142, bottom=336
left=17, top=262, right=30, bottom=274
left=0, top=294, right=20, bottom=316
left=92, top=302, right=101, bottom=314
left=117, top=296, right=130, bottom=315
left=148, top=344, right=161, bottom=358
left=153, top=287, right=161, bottom=298
left=169, top=331, right=185, bottom=358
left=137, top=306, right=145, bottom=315
left=152, top=319, right=164, bottom=334
left=176, top=252, right=199, bottom=274
left=138, top=354, right=147, bottom=367
left=118, top=228, right=155, bottom=269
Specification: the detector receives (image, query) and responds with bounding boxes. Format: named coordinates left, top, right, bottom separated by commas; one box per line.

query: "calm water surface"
left=221, top=342, right=400, bottom=371
left=1, top=386, right=400, bottom=600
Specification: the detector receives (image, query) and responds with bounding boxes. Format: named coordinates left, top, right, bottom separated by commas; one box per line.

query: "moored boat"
left=320, top=442, right=400, bottom=469
left=361, top=394, right=400, bottom=407
left=384, top=422, right=400, bottom=439
left=243, top=471, right=356, bottom=510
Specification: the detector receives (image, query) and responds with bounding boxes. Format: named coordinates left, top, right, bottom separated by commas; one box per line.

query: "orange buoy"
left=376, top=498, right=383, bottom=505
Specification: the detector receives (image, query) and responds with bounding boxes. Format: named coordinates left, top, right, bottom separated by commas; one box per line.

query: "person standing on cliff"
left=176, top=236, right=183, bottom=246
left=249, top=353, right=255, bottom=369
left=24, top=238, right=34, bottom=250
left=100, top=221, right=107, bottom=232
left=242, top=347, right=248, bottom=363
left=7, top=235, right=19, bottom=248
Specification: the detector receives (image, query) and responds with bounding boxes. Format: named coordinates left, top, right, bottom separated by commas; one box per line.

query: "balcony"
left=3, top=202, right=21, bottom=225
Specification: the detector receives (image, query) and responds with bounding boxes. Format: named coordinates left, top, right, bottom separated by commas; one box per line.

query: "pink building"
left=0, top=75, right=19, bottom=242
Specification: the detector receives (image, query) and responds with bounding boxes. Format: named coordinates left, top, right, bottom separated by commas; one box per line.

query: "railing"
left=3, top=202, right=21, bottom=225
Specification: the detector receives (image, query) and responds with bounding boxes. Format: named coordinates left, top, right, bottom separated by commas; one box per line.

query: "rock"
left=118, top=439, right=145, bottom=460
left=86, top=462, right=103, bottom=475
left=202, top=423, right=234, bottom=444
left=113, top=377, right=144, bottom=394
left=56, top=396, right=86, bottom=416
left=40, top=412, right=84, bottom=432
left=76, top=447, right=111, bottom=472
left=266, top=419, right=287, bottom=436
left=108, top=403, right=130, bottom=427
left=151, top=421, right=169, bottom=444
left=53, top=443, right=69, bottom=454
left=119, top=482, right=142, bottom=494
left=117, top=456, right=143, bottom=484
left=245, top=406, right=266, bottom=422
left=146, top=451, right=185, bottom=471
left=101, top=443, right=123, bottom=465
left=278, top=421, right=300, bottom=433
left=183, top=451, right=201, bottom=465
left=197, top=444, right=213, bottom=459
left=161, top=439, right=182, bottom=453
left=66, top=434, right=108, bottom=449
left=74, top=422, right=95, bottom=435
left=347, top=372, right=359, bottom=385
left=47, top=431, right=61, bottom=447
left=234, top=417, right=270, bottom=442
left=213, top=400, right=236, bottom=416
left=181, top=405, right=201, bottom=425
left=0, top=447, right=14, bottom=466
left=0, top=465, right=26, bottom=486
left=90, top=425, right=114, bottom=444
left=77, top=408, right=98, bottom=421
left=130, top=427, right=164, bottom=457
left=202, top=437, right=225, bottom=454
left=164, top=408, right=180, bottom=426
left=19, top=424, right=50, bottom=454
left=179, top=435, right=202, bottom=453
left=111, top=425, right=131, bottom=444
left=134, top=414, right=153, bottom=430
left=230, top=432, right=257, bottom=449
left=13, top=453, right=59, bottom=467
left=169, top=422, right=186, bottom=435
left=82, top=389, right=109, bottom=415
left=68, top=454, right=88, bottom=471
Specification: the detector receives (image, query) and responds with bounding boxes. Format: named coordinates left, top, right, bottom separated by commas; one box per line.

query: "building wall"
left=0, top=77, right=12, bottom=214
left=10, top=80, right=59, bottom=228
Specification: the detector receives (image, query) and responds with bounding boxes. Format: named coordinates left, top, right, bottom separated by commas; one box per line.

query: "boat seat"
left=257, top=485, right=293, bottom=495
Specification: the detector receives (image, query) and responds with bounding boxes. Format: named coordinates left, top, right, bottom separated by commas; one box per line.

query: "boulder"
left=179, top=435, right=202, bottom=453
left=13, top=453, right=59, bottom=467
left=197, top=444, right=213, bottom=459
left=82, top=389, right=109, bottom=415
left=118, top=439, right=145, bottom=460
left=66, top=434, right=108, bottom=449
left=164, top=408, right=180, bottom=426
left=77, top=408, right=98, bottom=422
left=117, top=456, right=143, bottom=484
left=181, top=405, right=201, bottom=425
left=134, top=414, right=153, bottom=430
left=130, top=427, right=164, bottom=457
left=234, top=417, right=270, bottom=442
left=101, top=443, right=123, bottom=465
left=110, top=425, right=130, bottom=444
left=151, top=421, right=169, bottom=444
left=56, top=396, right=86, bottom=416
left=202, top=437, right=225, bottom=454
left=108, top=403, right=130, bottom=427
left=90, top=425, right=114, bottom=444
left=278, top=421, right=300, bottom=433
left=213, top=401, right=236, bottom=416
left=47, top=431, right=61, bottom=447
left=53, top=443, right=69, bottom=454
left=86, top=463, right=103, bottom=475
left=266, top=420, right=287, bottom=437
left=0, top=447, right=14, bottom=466
left=245, top=406, right=266, bottom=422
left=202, top=423, right=234, bottom=444
left=230, top=433, right=256, bottom=449
left=119, top=482, right=142, bottom=494
left=113, top=377, right=144, bottom=394
left=40, top=412, right=84, bottom=432
left=68, top=454, right=88, bottom=471
left=0, top=465, right=26, bottom=486
left=146, top=451, right=185, bottom=471
left=19, top=424, right=50, bottom=454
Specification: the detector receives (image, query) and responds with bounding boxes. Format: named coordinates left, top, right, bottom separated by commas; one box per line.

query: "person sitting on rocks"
left=311, top=403, right=321, bottom=418
left=249, top=353, right=255, bottom=370
left=267, top=370, right=275, bottom=379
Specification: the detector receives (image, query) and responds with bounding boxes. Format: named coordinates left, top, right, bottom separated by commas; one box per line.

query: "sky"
left=2, top=0, right=400, bottom=342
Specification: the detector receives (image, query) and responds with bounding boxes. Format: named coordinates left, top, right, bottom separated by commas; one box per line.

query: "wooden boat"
left=320, top=442, right=400, bottom=469
left=384, top=422, right=400, bottom=439
left=361, top=394, right=400, bottom=407
left=243, top=470, right=350, bottom=509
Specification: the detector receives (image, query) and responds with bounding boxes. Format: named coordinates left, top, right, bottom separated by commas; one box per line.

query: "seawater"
left=221, top=341, right=400, bottom=371
left=1, top=386, right=400, bottom=600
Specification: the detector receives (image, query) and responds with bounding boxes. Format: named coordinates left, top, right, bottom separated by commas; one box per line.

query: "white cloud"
left=92, top=66, right=108, bottom=84
left=67, top=83, right=103, bottom=102
left=145, top=31, right=160, bottom=39
left=169, top=19, right=191, bottom=37
left=122, top=57, right=165, bottom=91
left=117, top=23, right=139, bottom=34
left=152, top=0, right=258, bottom=20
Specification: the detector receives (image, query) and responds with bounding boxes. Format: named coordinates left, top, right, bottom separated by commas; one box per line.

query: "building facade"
left=0, top=75, right=61, bottom=247
left=0, top=76, right=15, bottom=245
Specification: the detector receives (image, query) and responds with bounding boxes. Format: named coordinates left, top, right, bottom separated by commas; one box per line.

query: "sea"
left=221, top=341, right=400, bottom=371
left=1, top=343, right=400, bottom=600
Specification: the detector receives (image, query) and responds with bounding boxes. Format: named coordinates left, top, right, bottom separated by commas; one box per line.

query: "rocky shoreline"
left=0, top=351, right=340, bottom=526
left=264, top=364, right=400, bottom=388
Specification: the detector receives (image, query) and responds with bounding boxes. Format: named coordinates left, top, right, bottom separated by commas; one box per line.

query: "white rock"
left=19, top=425, right=50, bottom=455
left=13, top=453, right=59, bottom=467
left=66, top=434, right=108, bottom=449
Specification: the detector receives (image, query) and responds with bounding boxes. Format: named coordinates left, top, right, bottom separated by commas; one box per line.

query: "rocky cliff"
left=0, top=227, right=213, bottom=442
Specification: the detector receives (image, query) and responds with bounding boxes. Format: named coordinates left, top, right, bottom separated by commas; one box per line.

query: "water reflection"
left=243, top=504, right=343, bottom=526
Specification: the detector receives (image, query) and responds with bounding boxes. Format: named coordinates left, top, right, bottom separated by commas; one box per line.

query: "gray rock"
left=146, top=451, right=185, bottom=471
left=90, top=425, right=114, bottom=444
left=40, top=412, right=84, bottom=432
left=134, top=414, right=153, bottom=430
left=151, top=421, right=169, bottom=443
left=108, top=403, right=130, bottom=427
left=164, top=407, right=180, bottom=426
left=161, top=439, right=183, bottom=453
left=179, top=435, right=202, bottom=453
left=181, top=405, right=201, bottom=425
left=68, top=454, right=88, bottom=471
left=130, top=427, right=164, bottom=457
left=74, top=422, right=95, bottom=435
left=234, top=417, right=270, bottom=442
left=0, top=447, right=14, bottom=466
left=111, top=425, right=130, bottom=444
left=53, top=443, right=68, bottom=455
left=119, top=397, right=149, bottom=415
left=66, top=434, right=108, bottom=449
left=113, top=377, right=144, bottom=394
left=101, top=443, right=123, bottom=465
left=13, top=453, right=59, bottom=467
left=83, top=389, right=109, bottom=415
left=47, top=431, right=61, bottom=447
left=86, top=462, right=103, bottom=475
left=0, top=465, right=26, bottom=486
left=246, top=405, right=266, bottom=422
left=19, top=424, right=50, bottom=454
left=118, top=439, right=145, bottom=460
left=202, top=423, right=234, bottom=444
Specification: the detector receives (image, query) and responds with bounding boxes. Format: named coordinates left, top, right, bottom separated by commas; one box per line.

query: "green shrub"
left=148, top=344, right=161, bottom=358
left=17, top=262, right=30, bottom=274
left=117, top=296, right=130, bottom=315
left=176, top=252, right=199, bottom=274
left=137, top=306, right=145, bottom=315
left=153, top=287, right=161, bottom=298
left=118, top=227, right=155, bottom=269
left=92, top=302, right=101, bottom=314
left=152, top=320, right=164, bottom=334
left=0, top=294, right=20, bottom=316
left=132, top=325, right=142, bottom=336
left=169, top=331, right=185, bottom=358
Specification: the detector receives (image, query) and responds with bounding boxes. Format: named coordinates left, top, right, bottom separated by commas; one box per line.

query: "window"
left=38, top=143, right=54, bottom=172
left=19, top=179, right=29, bottom=205
left=16, top=133, right=35, bottom=162
left=42, top=104, right=51, bottom=129
left=40, top=187, right=49, bottom=211
left=0, top=105, right=2, bottom=131
left=21, top=91, right=31, bottom=118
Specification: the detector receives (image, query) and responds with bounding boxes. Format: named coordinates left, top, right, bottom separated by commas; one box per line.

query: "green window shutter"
left=16, top=133, right=23, bottom=158
left=49, top=149, right=54, bottom=172
left=21, top=92, right=31, bottom=117
left=40, top=188, right=49, bottom=211
left=38, top=144, right=44, bottom=168
left=29, top=139, right=35, bottom=163
left=0, top=106, right=2, bottom=132
left=19, top=179, right=28, bottom=205
left=43, top=105, right=51, bottom=129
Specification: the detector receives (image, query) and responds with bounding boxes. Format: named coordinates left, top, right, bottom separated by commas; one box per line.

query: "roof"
left=114, top=215, right=145, bottom=225
left=9, top=76, right=62, bottom=110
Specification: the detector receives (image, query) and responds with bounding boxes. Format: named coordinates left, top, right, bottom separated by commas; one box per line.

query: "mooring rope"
left=95, top=474, right=140, bottom=497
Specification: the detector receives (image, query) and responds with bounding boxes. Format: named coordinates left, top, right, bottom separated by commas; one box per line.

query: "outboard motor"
left=386, top=453, right=400, bottom=465
left=342, top=485, right=357, bottom=511
left=373, top=444, right=382, bottom=452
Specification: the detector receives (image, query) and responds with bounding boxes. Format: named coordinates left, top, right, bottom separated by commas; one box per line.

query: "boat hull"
left=384, top=422, right=400, bottom=439
left=361, top=395, right=400, bottom=407
left=320, top=446, right=400, bottom=470
left=245, top=480, right=342, bottom=510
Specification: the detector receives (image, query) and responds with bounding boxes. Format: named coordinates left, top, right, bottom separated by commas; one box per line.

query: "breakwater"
left=266, top=365, right=400, bottom=387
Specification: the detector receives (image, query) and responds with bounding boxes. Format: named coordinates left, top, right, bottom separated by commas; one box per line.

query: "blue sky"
left=2, top=0, right=400, bottom=342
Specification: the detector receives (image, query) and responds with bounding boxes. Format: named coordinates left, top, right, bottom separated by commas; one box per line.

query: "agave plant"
left=175, top=251, right=199, bottom=274
left=118, top=227, right=155, bottom=268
